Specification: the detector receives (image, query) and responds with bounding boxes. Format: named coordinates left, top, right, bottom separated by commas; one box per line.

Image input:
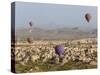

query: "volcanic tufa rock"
left=89, top=61, right=97, bottom=65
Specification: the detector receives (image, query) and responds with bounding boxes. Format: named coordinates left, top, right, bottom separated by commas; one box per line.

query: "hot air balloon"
left=29, top=21, right=33, bottom=27
left=85, top=13, right=92, bottom=23
left=55, top=44, right=64, bottom=56
left=29, top=21, right=33, bottom=33
left=27, top=37, right=32, bottom=43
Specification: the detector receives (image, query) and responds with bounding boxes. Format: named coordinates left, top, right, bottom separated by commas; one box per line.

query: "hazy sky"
left=15, top=2, right=97, bottom=29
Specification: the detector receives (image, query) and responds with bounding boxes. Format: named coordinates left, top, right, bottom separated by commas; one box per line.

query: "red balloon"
left=85, top=13, right=92, bottom=22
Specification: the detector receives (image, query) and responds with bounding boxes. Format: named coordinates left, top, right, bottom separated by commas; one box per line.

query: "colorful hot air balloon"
left=85, top=13, right=92, bottom=23
left=55, top=44, right=64, bottom=56
left=27, top=37, right=32, bottom=43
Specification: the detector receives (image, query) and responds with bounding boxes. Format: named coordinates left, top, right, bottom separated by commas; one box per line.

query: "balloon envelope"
left=85, top=13, right=92, bottom=22
left=55, top=44, right=64, bottom=56
left=29, top=22, right=33, bottom=27
left=27, top=37, right=32, bottom=43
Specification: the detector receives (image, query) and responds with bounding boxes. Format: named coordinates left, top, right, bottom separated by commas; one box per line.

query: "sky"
left=14, top=2, right=97, bottom=29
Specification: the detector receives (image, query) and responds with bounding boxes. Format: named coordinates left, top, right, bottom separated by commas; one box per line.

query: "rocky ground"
left=11, top=38, right=97, bottom=73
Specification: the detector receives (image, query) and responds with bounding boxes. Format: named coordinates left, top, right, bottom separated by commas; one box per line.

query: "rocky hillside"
left=11, top=38, right=97, bottom=73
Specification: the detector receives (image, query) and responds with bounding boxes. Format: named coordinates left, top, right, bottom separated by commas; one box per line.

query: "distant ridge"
left=15, top=27, right=97, bottom=40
